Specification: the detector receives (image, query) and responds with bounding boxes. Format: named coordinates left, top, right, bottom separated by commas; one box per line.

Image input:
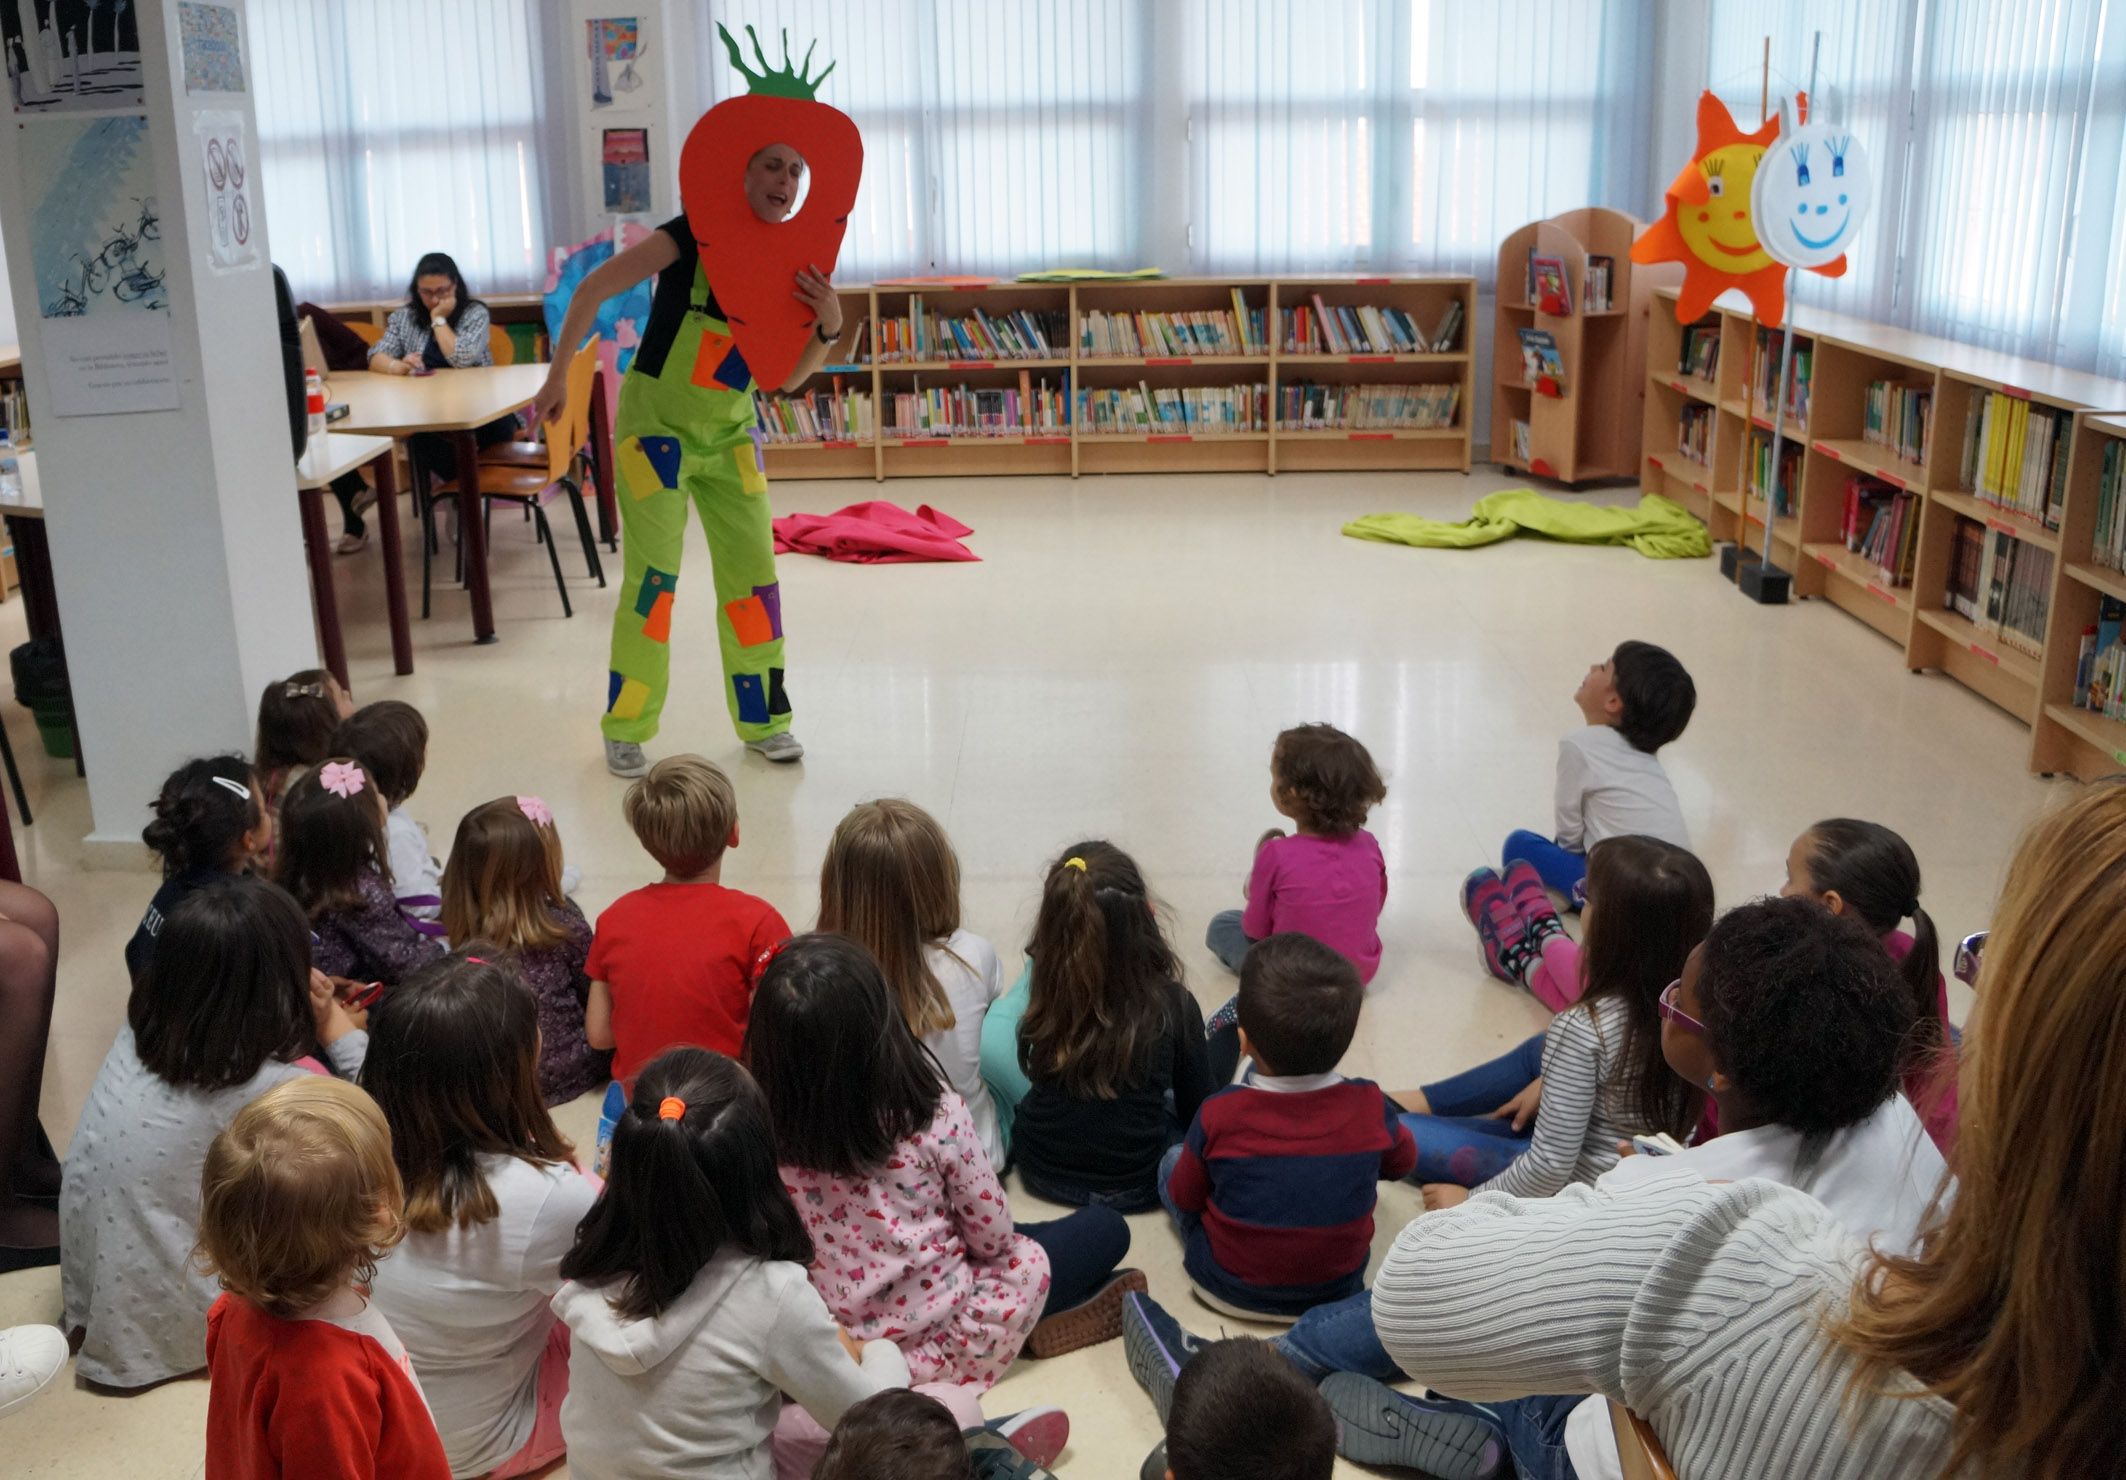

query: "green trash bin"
left=31, top=695, right=72, bottom=760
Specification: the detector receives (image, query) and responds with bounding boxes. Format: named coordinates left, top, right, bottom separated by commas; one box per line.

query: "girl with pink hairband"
left=277, top=759, right=445, bottom=993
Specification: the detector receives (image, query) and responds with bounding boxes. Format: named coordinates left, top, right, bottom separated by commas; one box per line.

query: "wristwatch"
left=815, top=322, right=834, bottom=344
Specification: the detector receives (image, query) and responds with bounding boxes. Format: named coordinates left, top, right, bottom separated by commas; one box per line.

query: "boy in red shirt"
left=199, top=1077, right=449, bottom=1480
left=585, top=754, right=790, bottom=1166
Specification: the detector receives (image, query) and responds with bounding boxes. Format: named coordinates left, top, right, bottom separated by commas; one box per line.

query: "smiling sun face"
left=1677, top=143, right=1771, bottom=273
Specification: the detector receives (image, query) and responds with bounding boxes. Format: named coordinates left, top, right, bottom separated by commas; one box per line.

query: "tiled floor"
left=0, top=463, right=2054, bottom=1476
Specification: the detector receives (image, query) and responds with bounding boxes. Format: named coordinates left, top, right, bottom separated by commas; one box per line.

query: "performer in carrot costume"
left=536, top=25, right=862, bottom=774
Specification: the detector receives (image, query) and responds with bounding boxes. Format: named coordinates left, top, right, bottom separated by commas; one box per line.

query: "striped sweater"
left=1480, top=992, right=1635, bottom=1199
left=1372, top=1171, right=1956, bottom=1480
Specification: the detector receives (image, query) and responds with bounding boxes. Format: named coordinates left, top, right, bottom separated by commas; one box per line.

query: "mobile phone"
left=1953, top=930, right=1987, bottom=987
left=343, top=980, right=384, bottom=1010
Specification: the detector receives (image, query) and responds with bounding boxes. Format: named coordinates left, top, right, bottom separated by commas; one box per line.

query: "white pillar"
left=0, top=0, right=317, bottom=848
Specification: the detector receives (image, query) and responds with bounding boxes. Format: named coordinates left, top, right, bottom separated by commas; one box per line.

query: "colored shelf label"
left=1348, top=354, right=1395, bottom=364
left=2000, top=384, right=2031, bottom=400
left=1144, top=357, right=1194, bottom=366
left=1816, top=552, right=1837, bottom=570
left=1646, top=455, right=1664, bottom=470
left=1146, top=434, right=1194, bottom=443
left=1969, top=642, right=1999, bottom=665
left=1671, top=379, right=1690, bottom=393
left=1348, top=432, right=1393, bottom=441
left=1026, top=436, right=1070, bottom=445
left=1354, top=276, right=1391, bottom=285
left=1880, top=472, right=1907, bottom=490
left=1867, top=582, right=1898, bottom=605
left=892, top=438, right=950, bottom=447
left=821, top=440, right=860, bottom=449
left=947, top=360, right=996, bottom=370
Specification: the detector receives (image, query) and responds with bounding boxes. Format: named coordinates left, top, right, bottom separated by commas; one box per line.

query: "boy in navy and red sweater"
left=1158, top=934, right=1416, bottom=1317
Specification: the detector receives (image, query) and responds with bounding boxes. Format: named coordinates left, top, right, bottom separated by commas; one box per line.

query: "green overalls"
left=602, top=260, right=789, bottom=744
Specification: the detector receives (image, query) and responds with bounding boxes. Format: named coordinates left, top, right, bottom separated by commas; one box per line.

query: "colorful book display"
left=1075, top=382, right=1267, bottom=436
left=2076, top=597, right=2126, bottom=717
left=1945, top=515, right=2052, bottom=657
left=1677, top=404, right=1713, bottom=465
left=1282, top=297, right=1461, bottom=354
left=1276, top=382, right=1459, bottom=431
left=1745, top=430, right=1802, bottom=517
left=1753, top=328, right=1812, bottom=423
left=1862, top=380, right=1932, bottom=466
left=1959, top=391, right=2071, bottom=530
left=2095, top=439, right=2126, bottom=571
left=1677, top=324, right=1720, bottom=381
left=882, top=374, right=1070, bottom=438
left=1842, top=475, right=1917, bottom=584
left=754, top=384, right=874, bottom=444
left=1080, top=294, right=1265, bottom=357
left=875, top=296, right=1068, bottom=362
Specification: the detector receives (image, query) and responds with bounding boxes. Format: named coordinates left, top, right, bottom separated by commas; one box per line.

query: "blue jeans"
left=1399, top=1031, right=1546, bottom=1186
left=1156, top=1143, right=1193, bottom=1235
left=1276, top=1288, right=1404, bottom=1382
left=1422, top=1392, right=1584, bottom=1480
left=1206, top=909, right=1255, bottom=974
left=1503, top=830, right=1586, bottom=901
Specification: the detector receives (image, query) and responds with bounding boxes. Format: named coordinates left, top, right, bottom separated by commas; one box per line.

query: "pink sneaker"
left=1502, top=861, right=1565, bottom=945
left=1460, top=868, right=1523, bottom=982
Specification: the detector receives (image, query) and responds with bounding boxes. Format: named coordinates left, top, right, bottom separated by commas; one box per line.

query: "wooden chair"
left=347, top=320, right=382, bottom=348
left=487, top=324, right=517, bottom=365
left=1610, top=1401, right=1679, bottom=1480
left=420, top=337, right=605, bottom=619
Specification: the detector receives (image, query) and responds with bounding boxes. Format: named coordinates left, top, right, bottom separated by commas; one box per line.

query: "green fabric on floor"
left=1343, top=490, right=1712, bottom=560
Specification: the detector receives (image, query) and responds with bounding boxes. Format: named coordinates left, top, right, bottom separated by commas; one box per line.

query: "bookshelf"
left=1643, top=285, right=2126, bottom=773
left=1493, top=209, right=1677, bottom=485
left=745, top=276, right=1473, bottom=482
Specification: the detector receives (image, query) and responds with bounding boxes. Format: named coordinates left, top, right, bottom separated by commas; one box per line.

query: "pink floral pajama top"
left=780, top=1093, right=1050, bottom=1388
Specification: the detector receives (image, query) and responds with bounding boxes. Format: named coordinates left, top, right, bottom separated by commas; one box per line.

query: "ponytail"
left=143, top=755, right=262, bottom=878
left=1019, top=841, right=1181, bottom=1098
left=1802, top=819, right=1944, bottom=1055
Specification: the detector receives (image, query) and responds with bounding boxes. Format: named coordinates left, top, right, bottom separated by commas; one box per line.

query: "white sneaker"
left=745, top=732, right=805, bottom=763
left=0, top=1325, right=67, bottom=1419
left=604, top=739, right=649, bottom=777
left=334, top=530, right=368, bottom=556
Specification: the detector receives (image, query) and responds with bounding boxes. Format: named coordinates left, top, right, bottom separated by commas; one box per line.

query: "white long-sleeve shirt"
left=1553, top=724, right=1689, bottom=852
left=1372, top=1174, right=1955, bottom=1480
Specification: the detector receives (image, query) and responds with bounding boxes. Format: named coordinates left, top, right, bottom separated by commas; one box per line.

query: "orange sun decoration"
left=1632, top=92, right=1833, bottom=328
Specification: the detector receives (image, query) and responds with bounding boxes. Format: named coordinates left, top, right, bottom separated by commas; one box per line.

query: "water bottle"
left=0, top=430, right=19, bottom=502
left=305, top=370, right=327, bottom=439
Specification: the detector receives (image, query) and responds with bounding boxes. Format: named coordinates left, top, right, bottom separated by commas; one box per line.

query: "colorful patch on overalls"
left=620, top=435, right=683, bottom=497
left=753, top=582, right=783, bottom=639
left=713, top=344, right=751, bottom=392
left=641, top=592, right=675, bottom=643
left=606, top=671, right=652, bottom=721
left=768, top=667, right=790, bottom=716
left=733, top=442, right=768, bottom=495
left=723, top=596, right=775, bottom=648
left=732, top=672, right=770, bottom=725
left=689, top=329, right=737, bottom=389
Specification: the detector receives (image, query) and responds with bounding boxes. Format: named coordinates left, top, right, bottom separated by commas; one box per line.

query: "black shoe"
left=1318, top=1372, right=1509, bottom=1480
left=1122, top=1291, right=1211, bottom=1426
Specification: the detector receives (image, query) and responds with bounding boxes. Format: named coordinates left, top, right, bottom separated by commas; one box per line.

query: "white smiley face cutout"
left=1750, top=117, right=1873, bottom=270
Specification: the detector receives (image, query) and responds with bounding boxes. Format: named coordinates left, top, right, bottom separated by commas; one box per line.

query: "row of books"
left=1745, top=431, right=1801, bottom=517
left=865, top=299, right=1070, bottom=362
left=1678, top=324, right=1720, bottom=382
left=1842, top=476, right=1919, bottom=584
left=2094, top=439, right=2126, bottom=570
left=1277, top=382, right=1460, bottom=430
left=1080, top=297, right=1267, bottom=357
left=1959, top=392, right=2070, bottom=530
left=2075, top=597, right=2126, bottom=716
left=0, top=383, right=28, bottom=449
left=1523, top=253, right=1616, bottom=313
left=1753, top=328, right=1813, bottom=423
left=1281, top=298, right=1463, bottom=355
left=1676, top=405, right=1713, bottom=465
left=1862, top=381, right=1933, bottom=467
left=1509, top=419, right=1532, bottom=465
left=1077, top=382, right=1268, bottom=435
left=1946, top=516, right=2052, bottom=656
left=754, top=385, right=874, bottom=444
left=882, top=380, right=1072, bottom=438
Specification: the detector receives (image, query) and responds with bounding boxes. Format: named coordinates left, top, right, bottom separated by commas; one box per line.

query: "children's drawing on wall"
left=587, top=16, right=646, bottom=110
left=176, top=1, right=245, bottom=95
left=26, top=113, right=163, bottom=317
left=4, top=0, right=146, bottom=114
left=602, top=126, right=651, bottom=214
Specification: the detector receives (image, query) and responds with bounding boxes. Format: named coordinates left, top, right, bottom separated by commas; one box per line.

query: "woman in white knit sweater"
left=1323, top=784, right=2126, bottom=1480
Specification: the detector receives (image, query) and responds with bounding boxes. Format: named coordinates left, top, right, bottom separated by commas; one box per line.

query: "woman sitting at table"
left=368, top=252, right=517, bottom=486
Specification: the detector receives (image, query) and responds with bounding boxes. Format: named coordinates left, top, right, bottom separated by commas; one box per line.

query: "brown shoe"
left=1024, top=1268, right=1148, bottom=1358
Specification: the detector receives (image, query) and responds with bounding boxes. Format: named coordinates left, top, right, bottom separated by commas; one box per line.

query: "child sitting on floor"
left=1780, top=818, right=1957, bottom=1153
left=440, top=797, right=604, bottom=1105
left=332, top=701, right=444, bottom=933
left=1002, top=843, right=1214, bottom=1213
left=1409, top=835, right=1712, bottom=1208
left=1160, top=933, right=1415, bottom=1318
left=253, top=669, right=351, bottom=829
left=1490, top=642, right=1694, bottom=934
left=128, top=756, right=274, bottom=983
left=65, top=879, right=367, bottom=1391
left=552, top=1047, right=941, bottom=1478
left=819, top=799, right=1010, bottom=1170
left=1205, top=723, right=1387, bottom=984
left=1136, top=1336, right=1336, bottom=1480
left=198, top=1077, right=449, bottom=1480
left=366, top=954, right=598, bottom=1479
left=278, top=759, right=446, bottom=988
left=815, top=1391, right=1068, bottom=1480
left=746, top=934, right=1136, bottom=1381
left=584, top=755, right=791, bottom=1167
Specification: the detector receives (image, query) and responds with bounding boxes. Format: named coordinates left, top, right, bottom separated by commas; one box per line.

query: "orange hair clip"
left=657, top=1096, right=687, bottom=1122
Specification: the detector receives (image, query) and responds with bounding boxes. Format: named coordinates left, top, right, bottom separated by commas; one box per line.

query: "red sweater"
left=205, top=1293, right=450, bottom=1480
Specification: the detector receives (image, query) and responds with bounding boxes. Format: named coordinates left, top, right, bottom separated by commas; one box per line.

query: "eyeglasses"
left=1658, top=979, right=1706, bottom=1035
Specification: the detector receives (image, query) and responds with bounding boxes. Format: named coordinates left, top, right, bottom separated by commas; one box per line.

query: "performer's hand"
left=794, top=266, right=842, bottom=337
left=532, top=365, right=569, bottom=425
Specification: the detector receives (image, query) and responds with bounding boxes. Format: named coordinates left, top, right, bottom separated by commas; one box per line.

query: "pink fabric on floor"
left=1525, top=935, right=1582, bottom=1013
left=770, top=1382, right=986, bottom=1479
left=487, top=1321, right=570, bottom=1478
left=772, top=501, right=979, bottom=563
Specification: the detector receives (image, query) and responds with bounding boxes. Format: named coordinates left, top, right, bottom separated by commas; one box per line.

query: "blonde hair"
left=1831, top=779, right=2126, bottom=1479
left=196, top=1077, right=405, bottom=1319
left=818, top=800, right=963, bottom=1037
left=623, top=755, right=736, bottom=876
left=441, top=798, right=571, bottom=953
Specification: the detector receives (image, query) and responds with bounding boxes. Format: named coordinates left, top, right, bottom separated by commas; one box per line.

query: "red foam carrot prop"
left=680, top=25, right=863, bottom=390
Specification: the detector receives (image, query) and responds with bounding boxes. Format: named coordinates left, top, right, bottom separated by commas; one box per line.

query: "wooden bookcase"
left=743, top=275, right=1474, bottom=482
left=2031, top=411, right=2126, bottom=781
left=1493, top=209, right=1676, bottom=484
left=1642, top=285, right=2126, bottom=774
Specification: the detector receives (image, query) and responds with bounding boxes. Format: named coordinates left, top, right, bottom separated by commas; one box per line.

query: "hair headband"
left=657, top=1096, right=687, bottom=1122
left=318, top=761, right=367, bottom=799
left=1063, top=857, right=1087, bottom=872
left=517, top=795, right=554, bottom=828
left=211, top=775, right=252, bottom=802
